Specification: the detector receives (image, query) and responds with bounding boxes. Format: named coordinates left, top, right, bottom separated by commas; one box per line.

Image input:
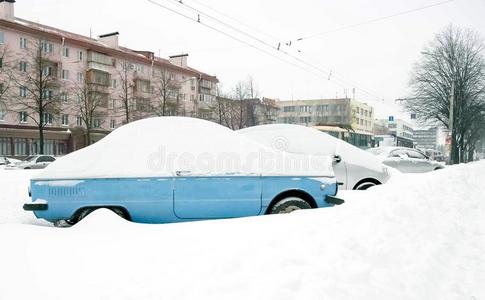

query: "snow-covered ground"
left=0, top=162, right=484, bottom=300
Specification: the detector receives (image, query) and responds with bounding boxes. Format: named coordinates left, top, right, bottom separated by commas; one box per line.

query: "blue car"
left=23, top=117, right=343, bottom=226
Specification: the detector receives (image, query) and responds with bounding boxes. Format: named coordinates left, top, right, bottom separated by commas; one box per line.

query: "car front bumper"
left=325, top=195, right=345, bottom=205
left=23, top=202, right=48, bottom=211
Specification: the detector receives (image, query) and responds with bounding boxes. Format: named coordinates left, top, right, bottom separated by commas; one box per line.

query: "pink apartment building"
left=0, top=0, right=218, bottom=157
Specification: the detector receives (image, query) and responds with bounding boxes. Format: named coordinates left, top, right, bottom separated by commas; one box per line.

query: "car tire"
left=24, top=167, right=30, bottom=169
left=269, top=197, right=311, bottom=214
left=355, top=182, right=376, bottom=190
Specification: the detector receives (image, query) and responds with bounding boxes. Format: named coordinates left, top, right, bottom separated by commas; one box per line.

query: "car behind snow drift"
left=23, top=117, right=343, bottom=226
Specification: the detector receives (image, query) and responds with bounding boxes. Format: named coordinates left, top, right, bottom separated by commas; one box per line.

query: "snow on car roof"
left=239, top=124, right=385, bottom=173
left=34, top=117, right=334, bottom=180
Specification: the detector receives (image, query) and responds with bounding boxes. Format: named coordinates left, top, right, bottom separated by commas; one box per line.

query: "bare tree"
left=403, top=25, right=485, bottom=163
left=117, top=62, right=135, bottom=124
left=70, top=81, right=108, bottom=145
left=152, top=69, right=180, bottom=116
left=0, top=47, right=13, bottom=106
left=9, top=38, right=61, bottom=154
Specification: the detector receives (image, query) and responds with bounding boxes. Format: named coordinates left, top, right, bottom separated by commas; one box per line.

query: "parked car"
left=421, top=149, right=447, bottom=162
left=238, top=124, right=391, bottom=190
left=0, top=156, right=21, bottom=168
left=10, top=155, right=56, bottom=169
left=367, top=147, right=445, bottom=173
left=23, top=117, right=343, bottom=226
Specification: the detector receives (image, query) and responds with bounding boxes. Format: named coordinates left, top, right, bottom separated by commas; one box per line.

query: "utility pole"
left=449, top=80, right=455, bottom=163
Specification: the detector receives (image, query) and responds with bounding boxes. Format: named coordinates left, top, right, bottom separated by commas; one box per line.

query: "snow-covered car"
left=0, top=156, right=21, bottom=168
left=23, top=117, right=343, bottom=226
left=10, top=155, right=56, bottom=169
left=238, top=124, right=391, bottom=190
left=367, top=147, right=445, bottom=173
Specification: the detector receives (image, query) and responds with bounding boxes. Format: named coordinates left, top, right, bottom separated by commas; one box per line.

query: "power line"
left=171, top=0, right=382, bottom=98
left=295, top=0, right=454, bottom=42
left=185, top=0, right=285, bottom=43
left=147, top=0, right=385, bottom=101
left=145, top=0, right=330, bottom=81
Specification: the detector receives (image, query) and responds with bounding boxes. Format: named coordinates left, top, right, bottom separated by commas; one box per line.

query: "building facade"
left=276, top=98, right=374, bottom=147
left=413, top=127, right=438, bottom=150
left=276, top=98, right=374, bottom=133
left=0, top=1, right=218, bottom=157
left=375, top=118, right=414, bottom=148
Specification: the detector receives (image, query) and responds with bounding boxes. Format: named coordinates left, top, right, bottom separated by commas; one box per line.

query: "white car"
left=367, top=147, right=445, bottom=173
left=10, top=155, right=56, bottom=169
left=0, top=156, right=21, bottom=168
left=238, top=124, right=391, bottom=190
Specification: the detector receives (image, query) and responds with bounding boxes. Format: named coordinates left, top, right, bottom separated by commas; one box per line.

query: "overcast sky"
left=15, top=0, right=485, bottom=121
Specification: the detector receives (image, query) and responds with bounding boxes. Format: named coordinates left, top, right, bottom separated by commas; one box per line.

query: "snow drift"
left=0, top=160, right=484, bottom=299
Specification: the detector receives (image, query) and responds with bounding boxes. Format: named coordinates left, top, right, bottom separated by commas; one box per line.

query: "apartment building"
left=276, top=98, right=374, bottom=147
left=0, top=0, right=218, bottom=157
left=277, top=98, right=374, bottom=133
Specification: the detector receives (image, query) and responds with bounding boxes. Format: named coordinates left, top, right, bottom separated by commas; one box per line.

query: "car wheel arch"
left=70, top=206, right=132, bottom=223
left=265, top=189, right=317, bottom=214
left=352, top=178, right=382, bottom=190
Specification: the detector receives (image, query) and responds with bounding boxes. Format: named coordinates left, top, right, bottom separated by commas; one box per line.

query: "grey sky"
left=16, top=0, right=485, bottom=121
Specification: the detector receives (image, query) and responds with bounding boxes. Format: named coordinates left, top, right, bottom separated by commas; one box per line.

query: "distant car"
left=238, top=124, right=391, bottom=190
left=421, top=149, right=447, bottom=162
left=0, top=156, right=21, bottom=168
left=367, top=147, right=445, bottom=173
left=12, top=155, right=56, bottom=169
left=23, top=117, right=343, bottom=226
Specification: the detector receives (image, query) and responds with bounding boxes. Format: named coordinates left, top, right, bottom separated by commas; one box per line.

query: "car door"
left=385, top=149, right=413, bottom=173
left=173, top=173, right=262, bottom=219
left=406, top=150, right=434, bottom=172
left=33, top=156, right=49, bottom=169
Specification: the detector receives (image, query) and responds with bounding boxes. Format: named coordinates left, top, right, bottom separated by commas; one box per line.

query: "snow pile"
left=0, top=161, right=484, bottom=299
left=239, top=124, right=385, bottom=173
left=35, top=117, right=334, bottom=180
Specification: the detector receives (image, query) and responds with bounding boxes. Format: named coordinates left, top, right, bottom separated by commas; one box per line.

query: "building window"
left=19, top=111, right=28, bottom=123
left=42, top=90, right=53, bottom=100
left=19, top=86, right=27, bottom=98
left=112, top=79, right=117, bottom=88
left=61, top=114, right=69, bottom=126
left=283, top=106, right=296, bottom=113
left=42, top=66, right=53, bottom=77
left=0, top=32, right=4, bottom=44
left=60, top=93, right=68, bottom=103
left=19, top=61, right=27, bottom=72
left=77, top=72, right=84, bottom=83
left=42, top=112, right=53, bottom=125
left=14, top=138, right=27, bottom=156
left=0, top=103, right=6, bottom=121
left=40, top=40, right=53, bottom=53
left=61, top=69, right=69, bottom=80
left=76, top=116, right=83, bottom=127
left=110, top=119, right=115, bottom=129
left=78, top=51, right=84, bottom=62
left=93, top=119, right=101, bottom=128
left=63, top=47, right=69, bottom=57
left=19, top=37, right=27, bottom=49
left=109, top=99, right=115, bottom=109
left=0, top=137, right=11, bottom=155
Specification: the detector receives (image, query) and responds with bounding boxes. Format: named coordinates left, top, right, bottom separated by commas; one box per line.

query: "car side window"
left=44, top=156, right=55, bottom=162
left=407, top=150, right=426, bottom=159
left=390, top=150, right=407, bottom=158
left=36, top=156, right=46, bottom=163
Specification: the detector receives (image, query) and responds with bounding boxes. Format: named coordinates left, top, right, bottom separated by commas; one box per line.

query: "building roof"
left=0, top=17, right=218, bottom=82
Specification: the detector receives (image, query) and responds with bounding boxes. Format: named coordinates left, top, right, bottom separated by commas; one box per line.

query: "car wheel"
left=269, top=197, right=311, bottom=214
left=24, top=167, right=31, bottom=169
left=355, top=182, right=376, bottom=190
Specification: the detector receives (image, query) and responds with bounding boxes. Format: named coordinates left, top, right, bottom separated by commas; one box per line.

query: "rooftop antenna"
left=89, top=28, right=92, bottom=39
